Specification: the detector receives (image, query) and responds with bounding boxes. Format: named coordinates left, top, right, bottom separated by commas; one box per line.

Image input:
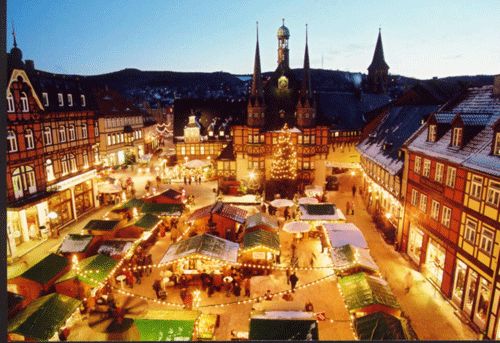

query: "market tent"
left=56, top=254, right=118, bottom=288
left=187, top=201, right=247, bottom=224
left=324, top=225, right=368, bottom=249
left=8, top=293, right=81, bottom=341
left=354, top=311, right=418, bottom=340
left=282, top=221, right=311, bottom=233
left=323, top=222, right=361, bottom=232
left=159, top=233, right=239, bottom=264
left=330, top=244, right=379, bottom=275
left=243, top=229, right=280, bottom=253
left=97, top=239, right=134, bottom=259
left=249, top=311, right=319, bottom=340
left=184, top=159, right=210, bottom=169
left=97, top=183, right=122, bottom=194
left=118, top=198, right=145, bottom=210
left=299, top=203, right=346, bottom=221
left=140, top=202, right=184, bottom=216
left=134, top=310, right=199, bottom=341
left=245, top=212, right=279, bottom=231
left=133, top=214, right=162, bottom=231
left=338, top=272, right=400, bottom=316
left=269, top=198, right=294, bottom=208
left=57, top=234, right=96, bottom=257
left=298, top=197, right=319, bottom=204
left=84, top=219, right=121, bottom=234
left=146, top=188, right=183, bottom=204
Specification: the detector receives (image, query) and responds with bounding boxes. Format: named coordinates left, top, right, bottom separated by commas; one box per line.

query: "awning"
left=140, top=203, right=184, bottom=216
left=8, top=293, right=81, bottom=341
left=330, top=244, right=379, bottom=273
left=243, top=229, right=280, bottom=253
left=134, top=310, right=199, bottom=341
left=338, top=272, right=400, bottom=313
left=57, top=234, right=94, bottom=254
left=56, top=254, right=118, bottom=287
left=354, top=312, right=417, bottom=340
left=19, top=253, right=68, bottom=285
left=159, top=233, right=239, bottom=264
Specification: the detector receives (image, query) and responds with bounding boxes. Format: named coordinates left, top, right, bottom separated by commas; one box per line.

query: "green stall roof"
left=120, top=198, right=145, bottom=209
left=338, top=272, right=400, bottom=312
left=134, top=213, right=162, bottom=230
left=56, top=254, right=118, bottom=287
left=249, top=318, right=319, bottom=340
left=354, top=312, right=418, bottom=340
left=243, top=229, right=280, bottom=252
left=245, top=212, right=279, bottom=230
left=8, top=293, right=81, bottom=341
left=20, top=253, right=68, bottom=285
left=141, top=202, right=184, bottom=216
left=134, top=310, right=199, bottom=341
left=84, top=219, right=121, bottom=231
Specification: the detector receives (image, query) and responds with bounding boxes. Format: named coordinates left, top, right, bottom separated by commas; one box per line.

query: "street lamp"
left=47, top=211, right=58, bottom=238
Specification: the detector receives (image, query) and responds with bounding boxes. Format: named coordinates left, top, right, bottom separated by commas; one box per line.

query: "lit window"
left=80, top=94, right=86, bottom=107
left=58, top=93, right=64, bottom=107
left=7, top=130, right=18, bottom=152
left=190, top=146, right=195, bottom=155
left=81, top=123, right=88, bottom=138
left=414, top=156, right=421, bottom=174
left=7, top=95, right=15, bottom=112
left=200, top=146, right=205, bottom=155
left=419, top=194, right=427, bottom=213
left=61, top=155, right=69, bottom=175
left=59, top=126, right=66, bottom=142
left=68, top=125, right=76, bottom=141
left=83, top=151, right=89, bottom=168
left=67, top=94, right=73, bottom=107
left=12, top=166, right=37, bottom=198
left=494, top=132, right=500, bottom=156
left=20, top=92, right=29, bottom=112
left=107, top=135, right=111, bottom=146
left=46, top=159, right=55, bottom=181
left=42, top=92, right=49, bottom=107
left=93, top=146, right=100, bottom=164
left=181, top=146, right=186, bottom=155
left=486, top=181, right=500, bottom=207
left=441, top=206, right=451, bottom=228
left=411, top=189, right=418, bottom=206
left=43, top=127, right=53, bottom=146
left=111, top=134, right=116, bottom=145
left=94, top=122, right=99, bottom=136
left=25, top=129, right=35, bottom=150
left=69, top=154, right=77, bottom=172
left=431, top=200, right=440, bottom=220
left=470, top=175, right=483, bottom=199
left=428, top=125, right=437, bottom=142
left=464, top=218, right=477, bottom=243
left=479, top=228, right=494, bottom=255
left=452, top=127, right=462, bottom=147
left=298, top=135, right=303, bottom=144
left=434, top=163, right=444, bottom=183
left=423, top=159, right=431, bottom=177
left=446, top=167, right=456, bottom=188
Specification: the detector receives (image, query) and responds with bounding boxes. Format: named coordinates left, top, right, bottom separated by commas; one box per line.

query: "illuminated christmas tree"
left=271, top=123, right=297, bottom=180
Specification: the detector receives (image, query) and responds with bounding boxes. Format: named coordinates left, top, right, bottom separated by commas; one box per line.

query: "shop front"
left=48, top=190, right=74, bottom=232
left=424, top=238, right=446, bottom=288
left=451, top=256, right=493, bottom=333
left=74, top=180, right=94, bottom=217
left=407, top=225, right=424, bottom=265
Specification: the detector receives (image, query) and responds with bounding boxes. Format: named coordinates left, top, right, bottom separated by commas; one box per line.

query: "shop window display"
left=408, top=227, right=423, bottom=264
left=452, top=260, right=467, bottom=306
left=425, top=240, right=445, bottom=286
left=474, top=279, right=491, bottom=330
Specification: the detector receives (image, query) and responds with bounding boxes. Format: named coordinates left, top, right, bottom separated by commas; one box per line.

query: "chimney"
left=494, top=74, right=500, bottom=97
left=25, top=59, right=35, bottom=71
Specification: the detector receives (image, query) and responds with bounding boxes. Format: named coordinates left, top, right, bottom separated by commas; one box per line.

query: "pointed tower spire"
left=301, top=23, right=312, bottom=97
left=368, top=28, right=389, bottom=71
left=12, top=22, right=17, bottom=48
left=251, top=21, right=263, bottom=98
left=367, top=28, right=390, bottom=94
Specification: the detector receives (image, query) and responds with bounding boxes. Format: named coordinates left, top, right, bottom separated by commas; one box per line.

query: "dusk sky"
left=7, top=0, right=500, bottom=79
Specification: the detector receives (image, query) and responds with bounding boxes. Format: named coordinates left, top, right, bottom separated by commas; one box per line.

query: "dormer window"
left=452, top=127, right=462, bottom=147
left=58, top=93, right=64, bottom=107
left=42, top=93, right=49, bottom=107
left=21, top=93, right=29, bottom=112
left=428, top=125, right=437, bottom=142
left=7, top=95, right=15, bottom=112
left=494, top=132, right=500, bottom=156
left=67, top=94, right=73, bottom=107
left=219, top=130, right=225, bottom=137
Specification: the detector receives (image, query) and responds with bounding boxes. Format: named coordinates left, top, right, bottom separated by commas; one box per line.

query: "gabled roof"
left=187, top=201, right=247, bottom=223
left=216, top=142, right=236, bottom=161
left=8, top=293, right=81, bottom=341
left=57, top=234, right=94, bottom=254
left=20, top=253, right=68, bottom=285
left=119, top=197, right=145, bottom=209
left=243, top=229, right=280, bottom=252
left=140, top=202, right=184, bottom=216
left=157, top=188, right=182, bottom=199
left=245, top=212, right=279, bottom=230
left=56, top=254, right=118, bottom=287
left=84, top=219, right=121, bottom=231
left=97, top=239, right=134, bottom=256
left=354, top=312, right=417, bottom=340
left=133, top=213, right=162, bottom=230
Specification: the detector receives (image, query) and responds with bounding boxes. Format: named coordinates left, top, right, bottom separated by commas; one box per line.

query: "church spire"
left=367, top=28, right=389, bottom=94
left=250, top=21, right=263, bottom=99
left=368, top=28, right=389, bottom=71
left=12, top=22, right=17, bottom=48
left=301, top=24, right=312, bottom=98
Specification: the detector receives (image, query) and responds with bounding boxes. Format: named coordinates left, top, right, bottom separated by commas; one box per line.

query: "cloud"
left=444, top=54, right=463, bottom=60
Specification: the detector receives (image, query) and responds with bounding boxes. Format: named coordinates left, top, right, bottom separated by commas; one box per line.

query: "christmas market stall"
left=186, top=201, right=247, bottom=240
left=116, top=214, right=162, bottom=239
left=353, top=311, right=418, bottom=340
left=55, top=254, right=118, bottom=300
left=241, top=229, right=280, bottom=269
left=57, top=234, right=100, bottom=260
left=83, top=219, right=123, bottom=240
left=338, top=272, right=401, bottom=318
left=97, top=239, right=135, bottom=260
left=7, top=293, right=81, bottom=342
left=133, top=310, right=200, bottom=341
left=145, top=188, right=184, bottom=204
left=324, top=223, right=368, bottom=249
left=111, top=198, right=145, bottom=218
left=330, top=244, right=379, bottom=276
left=244, top=212, right=279, bottom=233
left=8, top=253, right=69, bottom=302
left=299, top=203, right=346, bottom=222
left=159, top=233, right=239, bottom=282
left=140, top=202, right=184, bottom=217
left=249, top=311, right=319, bottom=340
left=8, top=292, right=26, bottom=320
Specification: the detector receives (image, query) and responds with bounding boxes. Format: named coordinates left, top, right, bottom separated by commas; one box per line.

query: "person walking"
left=351, top=201, right=355, bottom=215
left=289, top=272, right=299, bottom=293
left=184, top=176, right=187, bottom=185
left=352, top=184, right=357, bottom=197
left=153, top=279, right=161, bottom=299
left=404, top=270, right=414, bottom=293
left=284, top=207, right=290, bottom=221
left=346, top=201, right=351, bottom=216
left=243, top=277, right=251, bottom=297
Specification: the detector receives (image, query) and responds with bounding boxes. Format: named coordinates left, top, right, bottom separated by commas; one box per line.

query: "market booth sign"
left=8, top=293, right=81, bottom=341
